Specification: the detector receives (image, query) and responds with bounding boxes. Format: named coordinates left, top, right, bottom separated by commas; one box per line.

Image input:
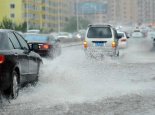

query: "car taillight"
left=0, top=55, right=5, bottom=64
left=84, top=40, right=88, bottom=48
left=121, top=38, right=127, bottom=42
left=112, top=41, right=116, bottom=48
left=41, top=44, right=49, bottom=49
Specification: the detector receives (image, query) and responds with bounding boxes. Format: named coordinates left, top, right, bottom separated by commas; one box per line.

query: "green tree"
left=63, top=17, right=90, bottom=32
left=0, top=17, right=27, bottom=32
left=15, top=22, right=27, bottom=32
left=0, top=17, right=15, bottom=29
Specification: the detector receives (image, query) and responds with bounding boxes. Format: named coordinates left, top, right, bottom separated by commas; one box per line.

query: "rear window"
left=87, top=27, right=112, bottom=38
left=117, top=32, right=125, bottom=37
left=25, top=34, right=48, bottom=42
left=0, top=32, right=10, bottom=50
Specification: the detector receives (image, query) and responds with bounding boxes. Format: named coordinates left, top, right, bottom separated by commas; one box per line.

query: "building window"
left=10, top=13, right=15, bottom=18
left=10, top=4, right=15, bottom=9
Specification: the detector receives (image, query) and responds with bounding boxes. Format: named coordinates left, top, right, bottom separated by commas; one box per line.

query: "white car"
left=118, top=31, right=128, bottom=48
left=84, top=24, right=121, bottom=57
left=57, top=32, right=73, bottom=39
left=131, top=30, right=144, bottom=38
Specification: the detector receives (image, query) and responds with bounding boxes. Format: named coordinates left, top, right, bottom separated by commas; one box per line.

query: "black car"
left=24, top=34, right=61, bottom=58
left=0, top=29, right=42, bottom=99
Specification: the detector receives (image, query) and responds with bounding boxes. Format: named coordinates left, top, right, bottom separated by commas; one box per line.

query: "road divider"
left=60, top=38, right=83, bottom=47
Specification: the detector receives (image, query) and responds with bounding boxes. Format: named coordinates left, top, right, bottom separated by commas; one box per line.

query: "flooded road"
left=1, top=38, right=155, bottom=115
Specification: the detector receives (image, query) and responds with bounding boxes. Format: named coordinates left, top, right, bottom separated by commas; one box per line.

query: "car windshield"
left=25, top=34, right=48, bottom=42
left=87, top=27, right=112, bottom=38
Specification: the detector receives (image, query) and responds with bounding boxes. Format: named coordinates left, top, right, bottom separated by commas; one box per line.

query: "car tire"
left=10, top=70, right=19, bottom=99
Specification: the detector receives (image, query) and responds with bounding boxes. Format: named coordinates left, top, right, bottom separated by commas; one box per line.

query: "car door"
left=14, top=32, right=38, bottom=80
left=8, top=32, right=29, bottom=83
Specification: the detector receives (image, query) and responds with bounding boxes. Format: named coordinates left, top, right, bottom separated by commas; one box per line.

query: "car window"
left=87, top=27, right=112, bottom=38
left=0, top=32, right=10, bottom=50
left=117, top=33, right=124, bottom=37
left=8, top=32, right=21, bottom=49
left=14, top=32, right=29, bottom=50
left=8, top=38, right=14, bottom=49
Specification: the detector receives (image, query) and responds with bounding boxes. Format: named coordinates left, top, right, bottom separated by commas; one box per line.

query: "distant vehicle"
left=73, top=30, right=86, bottom=41
left=131, top=30, right=144, bottom=38
left=118, top=31, right=129, bottom=48
left=0, top=29, right=42, bottom=99
left=57, top=32, right=73, bottom=39
left=84, top=24, right=122, bottom=57
left=50, top=32, right=59, bottom=39
left=25, top=34, right=61, bottom=58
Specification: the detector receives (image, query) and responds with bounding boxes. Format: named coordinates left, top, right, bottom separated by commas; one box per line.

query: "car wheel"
left=11, top=71, right=19, bottom=99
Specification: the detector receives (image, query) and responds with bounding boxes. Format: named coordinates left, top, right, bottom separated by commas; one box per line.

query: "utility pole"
left=58, top=0, right=61, bottom=32
left=26, top=1, right=29, bottom=31
left=76, top=0, right=79, bottom=32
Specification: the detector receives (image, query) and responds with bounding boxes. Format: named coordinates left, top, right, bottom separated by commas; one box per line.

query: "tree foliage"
left=0, top=17, right=14, bottom=29
left=0, top=17, right=27, bottom=32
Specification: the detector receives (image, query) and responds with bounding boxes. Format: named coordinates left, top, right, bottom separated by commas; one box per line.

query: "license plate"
left=95, top=43, right=104, bottom=46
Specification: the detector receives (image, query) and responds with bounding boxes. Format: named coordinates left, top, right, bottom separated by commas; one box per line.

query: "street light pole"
left=76, top=0, right=79, bottom=32
left=58, top=0, right=60, bottom=32
left=26, top=0, right=29, bottom=31
left=94, top=6, right=96, bottom=23
left=26, top=1, right=29, bottom=32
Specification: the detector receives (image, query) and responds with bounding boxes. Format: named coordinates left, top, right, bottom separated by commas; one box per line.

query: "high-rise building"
left=73, top=0, right=108, bottom=24
left=137, top=0, right=155, bottom=25
left=0, top=0, right=23, bottom=24
left=0, top=0, right=70, bottom=32
left=107, top=0, right=137, bottom=25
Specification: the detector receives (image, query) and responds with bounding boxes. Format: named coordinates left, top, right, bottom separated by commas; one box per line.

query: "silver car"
left=84, top=24, right=121, bottom=57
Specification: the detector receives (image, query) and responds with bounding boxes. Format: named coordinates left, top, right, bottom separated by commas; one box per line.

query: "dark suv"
left=0, top=29, right=42, bottom=99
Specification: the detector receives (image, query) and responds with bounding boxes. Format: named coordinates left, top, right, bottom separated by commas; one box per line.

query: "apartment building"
left=72, top=0, right=108, bottom=24
left=107, top=0, right=137, bottom=25
left=0, top=0, right=70, bottom=31
left=0, top=0, right=23, bottom=24
left=137, top=0, right=155, bottom=25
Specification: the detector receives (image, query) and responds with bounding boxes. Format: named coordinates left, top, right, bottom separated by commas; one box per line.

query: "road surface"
left=1, top=38, right=155, bottom=115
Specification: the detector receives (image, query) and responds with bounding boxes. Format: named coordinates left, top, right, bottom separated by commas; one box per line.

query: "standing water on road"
left=1, top=38, right=155, bottom=114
